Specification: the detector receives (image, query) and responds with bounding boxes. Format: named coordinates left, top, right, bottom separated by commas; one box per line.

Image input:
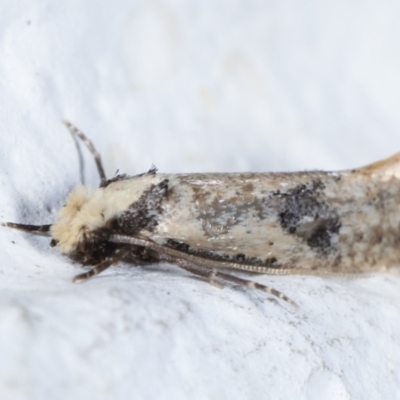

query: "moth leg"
left=62, top=120, right=107, bottom=187
left=73, top=258, right=114, bottom=282
left=108, top=234, right=297, bottom=305
left=208, top=268, right=223, bottom=289
left=2, top=222, right=51, bottom=236
left=184, top=266, right=223, bottom=289
left=172, top=260, right=222, bottom=288
left=73, top=247, right=131, bottom=282
left=174, top=259, right=297, bottom=307
left=214, top=270, right=298, bottom=308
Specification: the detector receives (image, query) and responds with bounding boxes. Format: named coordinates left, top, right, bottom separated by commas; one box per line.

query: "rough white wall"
left=1, top=1, right=400, bottom=399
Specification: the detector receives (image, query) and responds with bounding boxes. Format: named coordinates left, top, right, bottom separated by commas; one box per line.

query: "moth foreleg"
left=72, top=247, right=131, bottom=282
left=73, top=258, right=114, bottom=282
left=62, top=120, right=107, bottom=187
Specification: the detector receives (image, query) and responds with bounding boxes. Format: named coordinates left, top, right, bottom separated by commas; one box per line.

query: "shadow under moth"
left=4, top=122, right=400, bottom=307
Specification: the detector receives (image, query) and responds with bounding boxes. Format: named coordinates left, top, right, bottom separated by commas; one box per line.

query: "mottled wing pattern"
left=148, top=166, right=400, bottom=273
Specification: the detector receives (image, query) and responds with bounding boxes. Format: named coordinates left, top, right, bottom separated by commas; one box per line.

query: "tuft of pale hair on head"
left=59, top=185, right=93, bottom=219
left=51, top=185, right=95, bottom=254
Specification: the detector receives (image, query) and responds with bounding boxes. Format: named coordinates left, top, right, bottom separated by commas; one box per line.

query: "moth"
left=4, top=122, right=400, bottom=307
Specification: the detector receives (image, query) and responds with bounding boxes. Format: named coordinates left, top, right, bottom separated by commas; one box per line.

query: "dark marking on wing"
left=273, top=180, right=341, bottom=253
left=109, top=179, right=169, bottom=235
left=295, top=218, right=341, bottom=254
left=306, top=218, right=341, bottom=252
left=275, top=180, right=326, bottom=233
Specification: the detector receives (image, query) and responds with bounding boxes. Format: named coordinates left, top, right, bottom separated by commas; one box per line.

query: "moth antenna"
left=2, top=222, right=51, bottom=236
left=109, top=235, right=370, bottom=280
left=108, top=234, right=297, bottom=306
left=107, top=234, right=296, bottom=274
left=62, top=120, right=107, bottom=187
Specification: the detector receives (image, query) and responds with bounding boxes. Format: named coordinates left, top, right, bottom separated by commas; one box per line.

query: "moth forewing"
left=4, top=121, right=400, bottom=307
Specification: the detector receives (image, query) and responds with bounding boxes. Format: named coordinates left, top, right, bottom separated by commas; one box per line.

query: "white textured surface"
left=1, top=1, right=400, bottom=399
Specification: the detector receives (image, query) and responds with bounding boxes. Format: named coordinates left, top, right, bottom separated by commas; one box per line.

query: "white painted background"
left=1, top=1, right=400, bottom=399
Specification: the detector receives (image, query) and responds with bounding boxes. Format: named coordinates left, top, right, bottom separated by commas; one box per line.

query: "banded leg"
left=72, top=247, right=130, bottom=282
left=62, top=120, right=107, bottom=187
left=213, top=269, right=298, bottom=307
left=73, top=258, right=114, bottom=282
left=176, top=259, right=297, bottom=307
left=108, top=234, right=297, bottom=306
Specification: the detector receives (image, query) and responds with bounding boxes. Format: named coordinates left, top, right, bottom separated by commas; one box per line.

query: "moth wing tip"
left=356, top=151, right=400, bottom=175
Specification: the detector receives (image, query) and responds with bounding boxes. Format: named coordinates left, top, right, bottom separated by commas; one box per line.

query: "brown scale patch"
left=198, top=198, right=273, bottom=237
left=190, top=184, right=211, bottom=205
left=192, top=182, right=277, bottom=237
left=242, top=182, right=254, bottom=193
left=190, top=179, right=255, bottom=209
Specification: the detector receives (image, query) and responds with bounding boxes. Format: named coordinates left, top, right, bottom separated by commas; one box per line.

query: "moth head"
left=49, top=176, right=158, bottom=264
left=2, top=122, right=160, bottom=279
left=51, top=184, right=115, bottom=262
